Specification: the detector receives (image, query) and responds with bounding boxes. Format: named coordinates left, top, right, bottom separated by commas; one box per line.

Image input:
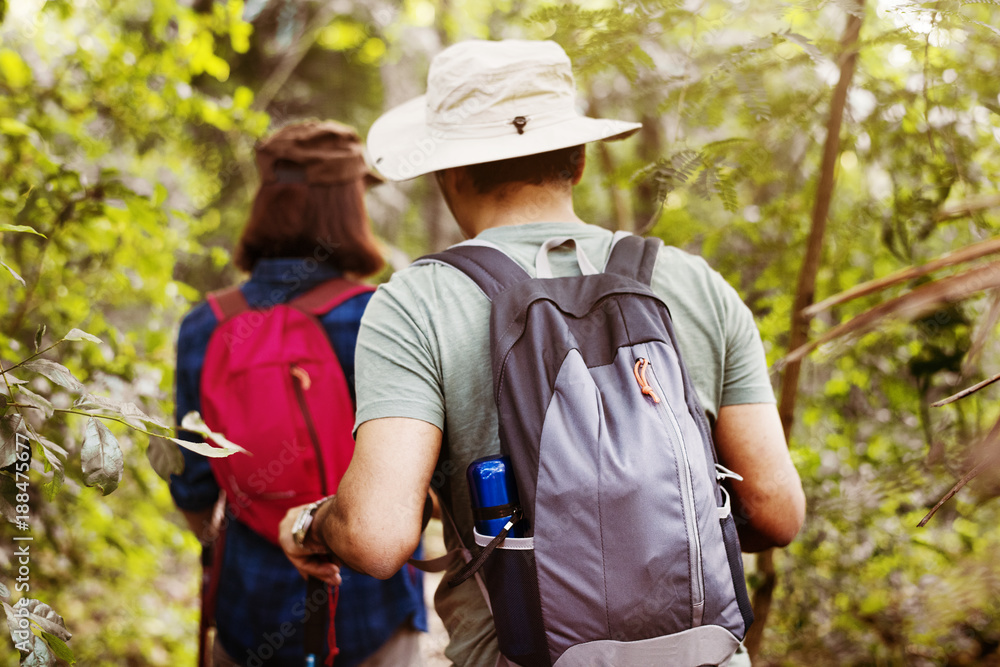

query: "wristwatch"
left=291, top=496, right=332, bottom=549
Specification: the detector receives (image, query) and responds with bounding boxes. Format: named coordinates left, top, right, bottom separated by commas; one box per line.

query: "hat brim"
left=366, top=95, right=642, bottom=182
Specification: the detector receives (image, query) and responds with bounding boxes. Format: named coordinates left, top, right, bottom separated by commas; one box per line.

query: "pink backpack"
left=200, top=278, right=374, bottom=544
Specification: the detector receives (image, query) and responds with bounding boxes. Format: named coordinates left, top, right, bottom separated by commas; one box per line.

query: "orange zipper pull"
left=290, top=364, right=312, bottom=391
left=633, top=358, right=660, bottom=404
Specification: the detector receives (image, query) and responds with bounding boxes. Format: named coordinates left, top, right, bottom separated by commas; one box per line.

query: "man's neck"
left=457, top=183, right=585, bottom=238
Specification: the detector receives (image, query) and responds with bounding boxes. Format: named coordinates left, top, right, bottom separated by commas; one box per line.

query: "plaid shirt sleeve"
left=169, top=301, right=221, bottom=512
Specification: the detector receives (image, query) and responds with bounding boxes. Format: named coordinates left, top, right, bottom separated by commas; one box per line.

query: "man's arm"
left=279, top=417, right=441, bottom=583
left=713, top=403, right=805, bottom=552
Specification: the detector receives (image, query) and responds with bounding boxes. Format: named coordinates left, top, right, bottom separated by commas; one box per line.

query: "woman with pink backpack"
left=170, top=120, right=426, bottom=667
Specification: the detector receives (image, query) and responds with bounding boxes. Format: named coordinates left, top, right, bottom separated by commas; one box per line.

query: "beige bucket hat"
left=366, top=40, right=642, bottom=181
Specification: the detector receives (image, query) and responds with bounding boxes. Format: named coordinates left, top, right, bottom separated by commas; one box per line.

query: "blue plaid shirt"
left=170, top=258, right=427, bottom=667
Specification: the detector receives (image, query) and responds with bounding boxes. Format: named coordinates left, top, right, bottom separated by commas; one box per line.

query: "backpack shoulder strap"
left=288, top=278, right=376, bottom=316
left=206, top=286, right=250, bottom=322
left=415, top=241, right=531, bottom=301
left=604, top=234, right=663, bottom=286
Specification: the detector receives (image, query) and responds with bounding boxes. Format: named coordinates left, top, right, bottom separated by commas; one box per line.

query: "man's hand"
left=278, top=504, right=342, bottom=586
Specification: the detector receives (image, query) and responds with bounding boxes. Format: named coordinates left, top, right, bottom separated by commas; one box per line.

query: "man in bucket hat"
left=278, top=40, right=805, bottom=666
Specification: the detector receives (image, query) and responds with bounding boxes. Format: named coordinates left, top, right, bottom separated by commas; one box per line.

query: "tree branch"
left=804, top=235, right=1000, bottom=318
left=252, top=3, right=342, bottom=113
left=932, top=370, right=1000, bottom=408
left=588, top=95, right=633, bottom=232
left=781, top=260, right=1000, bottom=369
left=747, top=3, right=865, bottom=659
left=933, top=194, right=1000, bottom=223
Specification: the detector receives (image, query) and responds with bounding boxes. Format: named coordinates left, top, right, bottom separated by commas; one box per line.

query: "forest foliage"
left=2, top=0, right=1000, bottom=664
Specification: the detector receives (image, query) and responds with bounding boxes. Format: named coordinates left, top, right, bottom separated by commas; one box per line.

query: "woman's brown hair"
left=234, top=174, right=384, bottom=277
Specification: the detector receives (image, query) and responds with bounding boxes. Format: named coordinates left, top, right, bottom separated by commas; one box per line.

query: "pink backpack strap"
left=289, top=278, right=376, bottom=315
left=206, top=286, right=250, bottom=322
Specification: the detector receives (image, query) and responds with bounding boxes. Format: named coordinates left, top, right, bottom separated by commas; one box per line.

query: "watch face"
left=293, top=505, right=315, bottom=547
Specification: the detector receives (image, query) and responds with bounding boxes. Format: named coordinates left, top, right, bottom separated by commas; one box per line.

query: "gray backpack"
left=418, top=233, right=753, bottom=667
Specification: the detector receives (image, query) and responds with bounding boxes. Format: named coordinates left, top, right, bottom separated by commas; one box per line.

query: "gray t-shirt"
left=355, top=222, right=774, bottom=666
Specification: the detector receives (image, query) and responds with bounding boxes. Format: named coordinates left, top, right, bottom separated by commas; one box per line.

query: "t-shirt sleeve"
left=353, top=275, right=446, bottom=433
left=718, top=280, right=776, bottom=407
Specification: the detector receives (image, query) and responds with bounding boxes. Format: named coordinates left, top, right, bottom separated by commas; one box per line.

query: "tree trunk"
left=635, top=114, right=665, bottom=233
left=744, top=1, right=865, bottom=658
left=588, top=95, right=634, bottom=231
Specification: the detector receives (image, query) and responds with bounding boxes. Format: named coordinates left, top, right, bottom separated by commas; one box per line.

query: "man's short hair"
left=463, top=144, right=585, bottom=195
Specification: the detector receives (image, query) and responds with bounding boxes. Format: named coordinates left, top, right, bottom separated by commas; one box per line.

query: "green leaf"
left=15, top=386, right=53, bottom=420
left=146, top=437, right=184, bottom=480
left=32, top=429, right=65, bottom=500
left=33, top=325, right=44, bottom=353
left=153, top=183, right=168, bottom=207
left=39, top=631, right=74, bottom=663
left=232, top=85, right=254, bottom=109
left=0, top=118, right=32, bottom=137
left=72, top=394, right=123, bottom=412
left=20, top=634, right=56, bottom=667
left=0, top=582, right=8, bottom=601
left=34, top=434, right=67, bottom=461
left=61, top=328, right=101, bottom=344
left=81, top=418, right=123, bottom=495
left=0, top=491, right=14, bottom=524
left=164, top=434, right=241, bottom=459
left=0, top=48, right=32, bottom=88
left=41, top=465, right=63, bottom=501
left=180, top=411, right=249, bottom=454
left=119, top=402, right=167, bottom=429
left=18, top=600, right=70, bottom=642
left=73, top=395, right=168, bottom=429
left=0, top=223, right=45, bottom=238
left=20, top=360, right=85, bottom=393
left=0, top=413, right=26, bottom=469
left=1, top=258, right=25, bottom=286
left=4, top=600, right=20, bottom=638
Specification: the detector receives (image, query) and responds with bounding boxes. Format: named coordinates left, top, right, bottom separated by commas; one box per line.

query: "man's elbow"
left=358, top=550, right=413, bottom=580
left=735, top=481, right=806, bottom=550
left=765, top=486, right=806, bottom=547
left=339, top=527, right=421, bottom=580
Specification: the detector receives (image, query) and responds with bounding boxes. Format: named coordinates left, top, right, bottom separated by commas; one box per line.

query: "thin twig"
left=53, top=408, right=166, bottom=439
left=919, top=415, right=1000, bottom=526
left=918, top=455, right=996, bottom=527
left=0, top=341, right=63, bottom=374
left=0, top=361, right=26, bottom=426
left=932, top=371, right=1000, bottom=407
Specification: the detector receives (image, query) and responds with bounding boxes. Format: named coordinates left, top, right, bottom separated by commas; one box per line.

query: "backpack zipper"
left=290, top=364, right=329, bottom=495
left=635, top=357, right=705, bottom=625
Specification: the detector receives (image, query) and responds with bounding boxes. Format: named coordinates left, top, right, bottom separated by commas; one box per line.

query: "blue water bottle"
left=467, top=455, right=525, bottom=538
left=466, top=456, right=546, bottom=665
